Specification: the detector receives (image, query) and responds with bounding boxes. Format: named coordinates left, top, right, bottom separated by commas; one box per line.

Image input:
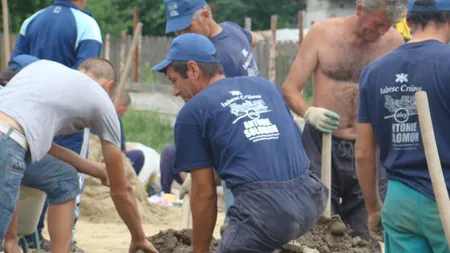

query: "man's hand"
left=304, top=106, right=340, bottom=133
left=368, top=210, right=384, bottom=242
left=129, top=238, right=159, bottom=253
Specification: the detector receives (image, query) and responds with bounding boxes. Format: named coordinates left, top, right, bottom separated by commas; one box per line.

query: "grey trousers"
left=217, top=171, right=327, bottom=253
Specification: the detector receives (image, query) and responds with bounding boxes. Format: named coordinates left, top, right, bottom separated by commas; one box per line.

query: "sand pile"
left=79, top=135, right=180, bottom=224
left=147, top=216, right=375, bottom=253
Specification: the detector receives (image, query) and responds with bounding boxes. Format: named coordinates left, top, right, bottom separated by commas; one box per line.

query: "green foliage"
left=6, top=0, right=306, bottom=37
left=122, top=108, right=174, bottom=153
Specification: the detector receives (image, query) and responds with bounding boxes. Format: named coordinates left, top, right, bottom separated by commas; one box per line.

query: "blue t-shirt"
left=211, top=21, right=260, bottom=77
left=12, top=0, right=103, bottom=152
left=358, top=40, right=450, bottom=200
left=173, top=76, right=310, bottom=189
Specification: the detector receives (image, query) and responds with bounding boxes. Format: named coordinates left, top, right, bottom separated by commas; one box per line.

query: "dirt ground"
left=35, top=134, right=379, bottom=253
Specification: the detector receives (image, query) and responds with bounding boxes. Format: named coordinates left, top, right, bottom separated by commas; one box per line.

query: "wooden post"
left=120, top=30, right=127, bottom=75
left=298, top=10, right=304, bottom=46
left=2, top=0, right=10, bottom=69
left=268, top=15, right=278, bottom=83
left=114, top=23, right=143, bottom=108
left=104, top=33, right=111, bottom=60
left=133, top=6, right=141, bottom=83
left=416, top=91, right=450, bottom=245
left=245, top=17, right=252, bottom=31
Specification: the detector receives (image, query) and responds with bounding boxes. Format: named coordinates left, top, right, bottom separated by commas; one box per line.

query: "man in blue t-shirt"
left=356, top=1, right=450, bottom=252
left=151, top=33, right=327, bottom=252
left=163, top=0, right=260, bottom=224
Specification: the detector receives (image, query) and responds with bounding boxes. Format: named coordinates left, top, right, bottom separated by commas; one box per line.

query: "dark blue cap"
left=408, top=0, right=450, bottom=12
left=8, top=55, right=40, bottom=71
left=151, top=33, right=220, bottom=72
left=164, top=0, right=207, bottom=34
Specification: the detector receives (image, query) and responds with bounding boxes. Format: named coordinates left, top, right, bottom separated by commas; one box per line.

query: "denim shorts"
left=22, top=154, right=80, bottom=205
left=217, top=171, right=327, bottom=253
left=0, top=135, right=28, bottom=245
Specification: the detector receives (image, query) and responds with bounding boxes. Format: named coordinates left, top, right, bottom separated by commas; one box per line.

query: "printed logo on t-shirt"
left=381, top=73, right=422, bottom=151
left=241, top=49, right=259, bottom=77
left=221, top=91, right=280, bottom=142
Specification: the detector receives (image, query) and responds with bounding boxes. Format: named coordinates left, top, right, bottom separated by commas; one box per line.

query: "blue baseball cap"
left=8, top=55, right=40, bottom=71
left=151, top=33, right=220, bottom=72
left=408, top=0, right=450, bottom=12
left=164, top=0, right=206, bottom=34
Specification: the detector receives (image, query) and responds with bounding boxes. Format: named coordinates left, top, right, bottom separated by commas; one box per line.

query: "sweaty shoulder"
left=303, top=18, right=337, bottom=44
left=380, top=27, right=404, bottom=49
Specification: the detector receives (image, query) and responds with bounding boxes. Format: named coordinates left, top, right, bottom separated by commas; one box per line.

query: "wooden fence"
left=2, top=33, right=299, bottom=87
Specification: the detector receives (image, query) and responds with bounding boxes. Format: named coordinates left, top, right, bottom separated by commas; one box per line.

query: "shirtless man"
left=281, top=0, right=407, bottom=248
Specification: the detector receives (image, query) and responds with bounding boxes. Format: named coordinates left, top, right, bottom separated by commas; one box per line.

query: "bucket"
left=17, top=186, right=46, bottom=236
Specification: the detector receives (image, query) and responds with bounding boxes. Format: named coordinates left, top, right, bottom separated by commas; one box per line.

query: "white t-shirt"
left=0, top=60, right=121, bottom=162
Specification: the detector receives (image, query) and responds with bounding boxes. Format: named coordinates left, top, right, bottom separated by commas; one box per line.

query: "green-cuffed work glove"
left=304, top=106, right=340, bottom=133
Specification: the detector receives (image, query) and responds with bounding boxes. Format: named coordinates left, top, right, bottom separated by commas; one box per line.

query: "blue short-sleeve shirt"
left=211, top=21, right=260, bottom=77
left=358, top=40, right=450, bottom=199
left=173, top=76, right=310, bottom=189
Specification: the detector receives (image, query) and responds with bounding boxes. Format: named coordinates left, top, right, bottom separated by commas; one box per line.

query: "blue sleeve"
left=240, top=27, right=252, bottom=45
left=73, top=40, right=102, bottom=69
left=71, top=9, right=103, bottom=69
left=11, top=35, right=29, bottom=59
left=173, top=104, right=213, bottom=173
left=358, top=67, right=372, bottom=123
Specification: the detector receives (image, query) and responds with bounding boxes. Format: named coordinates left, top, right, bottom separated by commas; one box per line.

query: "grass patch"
left=122, top=108, right=174, bottom=153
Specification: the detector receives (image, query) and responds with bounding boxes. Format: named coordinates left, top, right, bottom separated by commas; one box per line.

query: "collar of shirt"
left=53, top=0, right=93, bottom=17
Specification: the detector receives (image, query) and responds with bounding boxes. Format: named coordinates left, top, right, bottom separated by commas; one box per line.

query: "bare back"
left=312, top=17, right=403, bottom=140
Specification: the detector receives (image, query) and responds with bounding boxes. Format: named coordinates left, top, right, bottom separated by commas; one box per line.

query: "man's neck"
left=208, top=21, right=223, bottom=39
left=409, top=24, right=448, bottom=44
left=207, top=74, right=225, bottom=85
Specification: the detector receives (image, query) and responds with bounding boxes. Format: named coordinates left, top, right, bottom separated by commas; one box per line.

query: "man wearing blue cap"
left=152, top=33, right=327, bottom=253
left=356, top=0, right=450, bottom=252
left=163, top=0, right=260, bottom=226
left=11, top=1, right=104, bottom=250
left=0, top=56, right=159, bottom=253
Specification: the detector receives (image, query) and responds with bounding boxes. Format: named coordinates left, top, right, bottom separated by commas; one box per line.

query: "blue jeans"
left=217, top=171, right=327, bottom=253
left=0, top=135, right=28, bottom=246
left=382, top=180, right=450, bottom=253
left=221, top=180, right=234, bottom=225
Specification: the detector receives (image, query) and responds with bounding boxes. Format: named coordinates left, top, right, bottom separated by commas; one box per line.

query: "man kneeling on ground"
left=0, top=56, right=159, bottom=253
left=152, top=33, right=327, bottom=252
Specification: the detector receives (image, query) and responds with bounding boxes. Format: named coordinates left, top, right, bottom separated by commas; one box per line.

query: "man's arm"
left=250, top=31, right=258, bottom=48
left=48, top=143, right=108, bottom=183
left=72, top=16, right=102, bottom=69
left=101, top=140, right=146, bottom=241
left=11, top=35, right=29, bottom=59
left=355, top=123, right=381, bottom=213
left=190, top=168, right=217, bottom=253
left=281, top=23, right=323, bottom=117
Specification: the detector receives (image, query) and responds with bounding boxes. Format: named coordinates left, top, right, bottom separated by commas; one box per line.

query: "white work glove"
left=304, top=106, right=340, bottom=133
left=179, top=174, right=191, bottom=199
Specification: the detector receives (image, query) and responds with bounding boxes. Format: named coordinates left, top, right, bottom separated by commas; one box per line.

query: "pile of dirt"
left=294, top=216, right=375, bottom=253
left=79, top=135, right=180, bottom=224
left=148, top=229, right=219, bottom=253
left=148, top=216, right=375, bottom=253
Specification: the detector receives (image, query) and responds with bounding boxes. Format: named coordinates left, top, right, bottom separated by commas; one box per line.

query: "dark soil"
left=147, top=229, right=219, bottom=253
left=293, top=216, right=376, bottom=253
left=147, top=216, right=376, bottom=253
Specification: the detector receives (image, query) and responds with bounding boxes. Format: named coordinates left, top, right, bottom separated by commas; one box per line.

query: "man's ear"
left=356, top=3, right=364, bottom=17
left=186, top=61, right=201, bottom=79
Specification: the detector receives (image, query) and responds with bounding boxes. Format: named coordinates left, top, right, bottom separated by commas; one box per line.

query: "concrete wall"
left=305, top=0, right=356, bottom=28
